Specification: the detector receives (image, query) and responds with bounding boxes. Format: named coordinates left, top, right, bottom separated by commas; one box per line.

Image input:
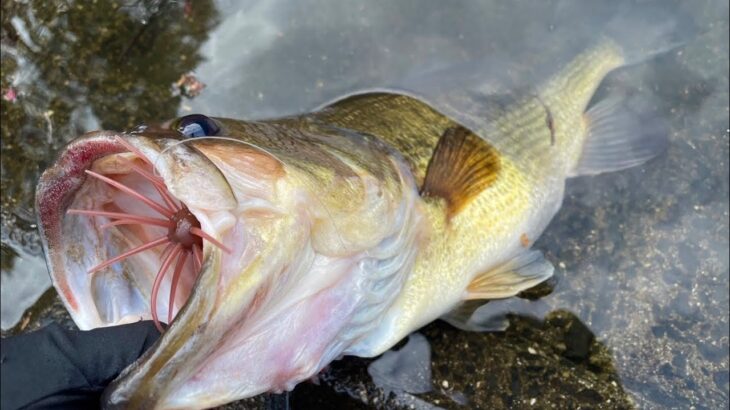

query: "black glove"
left=1, top=321, right=161, bottom=410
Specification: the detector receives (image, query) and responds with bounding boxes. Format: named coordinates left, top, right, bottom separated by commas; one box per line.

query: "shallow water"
left=1, top=0, right=728, bottom=408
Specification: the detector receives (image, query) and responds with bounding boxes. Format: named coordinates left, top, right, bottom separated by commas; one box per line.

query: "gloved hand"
left=1, top=321, right=161, bottom=410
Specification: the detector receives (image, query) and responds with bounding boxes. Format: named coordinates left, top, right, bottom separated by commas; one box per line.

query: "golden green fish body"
left=337, top=40, right=628, bottom=355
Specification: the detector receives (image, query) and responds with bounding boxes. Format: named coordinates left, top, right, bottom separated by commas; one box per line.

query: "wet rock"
left=0, top=288, right=76, bottom=338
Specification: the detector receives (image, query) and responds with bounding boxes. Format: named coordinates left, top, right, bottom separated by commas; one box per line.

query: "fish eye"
left=175, top=114, right=220, bottom=138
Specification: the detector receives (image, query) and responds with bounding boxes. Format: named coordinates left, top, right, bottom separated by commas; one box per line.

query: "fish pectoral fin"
left=570, top=94, right=668, bottom=177
left=420, top=125, right=500, bottom=216
left=465, top=250, right=554, bottom=300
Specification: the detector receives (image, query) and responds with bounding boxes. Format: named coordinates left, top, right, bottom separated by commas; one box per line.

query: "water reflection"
left=1, top=0, right=219, bottom=327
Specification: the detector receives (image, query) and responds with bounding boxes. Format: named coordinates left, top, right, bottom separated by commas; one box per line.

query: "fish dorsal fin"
left=420, top=125, right=500, bottom=216
left=466, top=250, right=554, bottom=300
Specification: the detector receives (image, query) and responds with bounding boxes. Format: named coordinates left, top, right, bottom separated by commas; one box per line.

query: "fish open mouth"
left=36, top=131, right=237, bottom=331
left=66, top=137, right=232, bottom=332
left=36, top=123, right=422, bottom=408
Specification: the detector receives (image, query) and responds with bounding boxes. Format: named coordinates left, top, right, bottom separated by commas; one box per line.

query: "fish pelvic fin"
left=570, top=94, right=668, bottom=177
left=465, top=250, right=554, bottom=300
left=420, top=125, right=501, bottom=217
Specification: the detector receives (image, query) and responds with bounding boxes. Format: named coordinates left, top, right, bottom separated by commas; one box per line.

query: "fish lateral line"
left=533, top=94, right=556, bottom=146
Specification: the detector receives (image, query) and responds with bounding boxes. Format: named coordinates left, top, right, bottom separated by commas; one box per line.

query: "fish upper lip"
left=120, top=133, right=238, bottom=212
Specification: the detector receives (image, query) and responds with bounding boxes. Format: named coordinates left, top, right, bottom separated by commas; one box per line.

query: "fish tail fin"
left=570, top=94, right=668, bottom=177
left=602, top=3, right=695, bottom=66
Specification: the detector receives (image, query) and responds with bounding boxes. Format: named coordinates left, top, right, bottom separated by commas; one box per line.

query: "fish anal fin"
left=441, top=300, right=509, bottom=332
left=570, top=95, right=668, bottom=177
left=420, top=126, right=500, bottom=216
left=466, top=250, right=554, bottom=300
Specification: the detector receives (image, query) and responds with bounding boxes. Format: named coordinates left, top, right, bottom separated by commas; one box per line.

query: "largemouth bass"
left=35, top=38, right=666, bottom=408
